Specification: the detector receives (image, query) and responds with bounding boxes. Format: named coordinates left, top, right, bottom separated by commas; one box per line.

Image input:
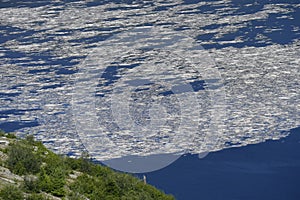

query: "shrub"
left=5, top=142, right=41, bottom=175
left=67, top=191, right=83, bottom=200
left=0, top=130, right=5, bottom=137
left=6, top=132, right=17, bottom=139
left=0, top=185, right=24, bottom=200
left=38, top=168, right=66, bottom=197
left=26, top=193, right=50, bottom=200
left=65, top=157, right=81, bottom=170
left=0, top=130, right=16, bottom=139
left=25, top=135, right=36, bottom=145
left=24, top=175, right=40, bottom=192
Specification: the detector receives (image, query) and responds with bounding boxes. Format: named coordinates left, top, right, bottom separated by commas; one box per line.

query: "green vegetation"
left=0, top=131, right=175, bottom=200
left=0, top=129, right=16, bottom=139
left=0, top=185, right=23, bottom=200
left=6, top=140, right=41, bottom=175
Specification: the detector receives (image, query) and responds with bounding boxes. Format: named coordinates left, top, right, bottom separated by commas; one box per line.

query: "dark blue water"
left=142, top=127, right=300, bottom=200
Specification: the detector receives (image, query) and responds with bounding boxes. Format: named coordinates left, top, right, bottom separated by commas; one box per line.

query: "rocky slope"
left=0, top=130, right=174, bottom=200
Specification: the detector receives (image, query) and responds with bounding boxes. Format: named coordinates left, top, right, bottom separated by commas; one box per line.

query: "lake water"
left=0, top=0, right=299, bottom=199
left=142, top=127, right=300, bottom=200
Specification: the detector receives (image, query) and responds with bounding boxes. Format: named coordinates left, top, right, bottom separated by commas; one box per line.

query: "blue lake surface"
left=142, top=127, right=300, bottom=200
left=0, top=0, right=299, bottom=199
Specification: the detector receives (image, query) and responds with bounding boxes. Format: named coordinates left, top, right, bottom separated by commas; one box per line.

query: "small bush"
left=6, top=133, right=17, bottom=139
left=0, top=130, right=5, bottom=137
left=0, top=130, right=16, bottom=139
left=24, top=175, right=40, bottom=192
left=26, top=135, right=36, bottom=145
left=5, top=142, right=41, bottom=175
left=0, top=185, right=24, bottom=200
left=67, top=192, right=82, bottom=200
left=38, top=168, right=66, bottom=197
left=26, top=193, right=49, bottom=200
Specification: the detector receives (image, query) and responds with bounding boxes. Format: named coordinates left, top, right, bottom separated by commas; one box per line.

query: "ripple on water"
left=0, top=0, right=299, bottom=160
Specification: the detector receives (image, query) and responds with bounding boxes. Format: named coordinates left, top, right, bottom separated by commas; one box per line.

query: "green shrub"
left=69, top=171, right=174, bottom=200
left=65, top=157, right=81, bottom=170
left=23, top=175, right=40, bottom=192
left=26, top=193, right=50, bottom=200
left=0, top=130, right=16, bottom=139
left=5, top=142, right=41, bottom=175
left=0, top=185, right=24, bottom=200
left=0, top=130, right=5, bottom=137
left=6, top=132, right=17, bottom=139
left=25, top=135, right=36, bottom=145
left=67, top=191, right=84, bottom=200
left=38, top=168, right=66, bottom=197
